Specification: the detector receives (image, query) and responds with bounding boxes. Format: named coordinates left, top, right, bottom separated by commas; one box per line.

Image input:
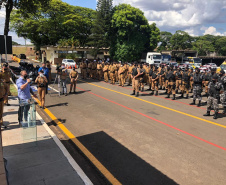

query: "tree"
left=12, top=41, right=20, bottom=45
left=109, top=4, right=159, bottom=61
left=0, top=0, right=50, bottom=36
left=10, top=0, right=95, bottom=51
left=215, top=37, right=226, bottom=56
left=170, top=30, right=192, bottom=50
left=192, top=36, right=215, bottom=56
left=88, top=0, right=113, bottom=58
left=158, top=31, right=172, bottom=52
left=149, top=23, right=160, bottom=51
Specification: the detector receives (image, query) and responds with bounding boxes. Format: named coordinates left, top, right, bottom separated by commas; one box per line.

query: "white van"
left=62, top=59, right=77, bottom=68
left=146, top=52, right=162, bottom=65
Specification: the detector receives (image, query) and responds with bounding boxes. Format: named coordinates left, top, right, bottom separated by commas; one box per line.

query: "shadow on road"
left=45, top=102, right=68, bottom=108
left=77, top=131, right=178, bottom=185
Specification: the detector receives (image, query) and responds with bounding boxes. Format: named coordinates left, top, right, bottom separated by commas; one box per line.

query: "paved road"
left=10, top=60, right=226, bottom=185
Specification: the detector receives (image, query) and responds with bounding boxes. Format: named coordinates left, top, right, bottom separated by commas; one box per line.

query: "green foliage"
left=158, top=31, right=172, bottom=52
left=12, top=41, right=20, bottom=45
left=88, top=0, right=113, bottom=58
left=110, top=4, right=158, bottom=61
left=170, top=30, right=192, bottom=50
left=192, top=36, right=215, bottom=56
left=150, top=23, right=160, bottom=51
left=10, top=0, right=95, bottom=51
left=215, top=37, right=226, bottom=56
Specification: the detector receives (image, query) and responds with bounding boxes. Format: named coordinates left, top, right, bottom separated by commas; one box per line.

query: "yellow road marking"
left=79, top=80, right=226, bottom=129
left=33, top=97, right=122, bottom=185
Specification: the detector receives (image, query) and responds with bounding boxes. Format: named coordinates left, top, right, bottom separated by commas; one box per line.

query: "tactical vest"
left=182, top=72, right=190, bottom=82
left=160, top=69, right=165, bottom=75
left=209, top=82, right=221, bottom=98
left=193, top=73, right=202, bottom=85
left=132, top=67, right=138, bottom=76
left=149, top=69, right=153, bottom=76
left=168, top=71, right=175, bottom=82
left=152, top=71, right=158, bottom=79
left=140, top=68, right=145, bottom=77
left=177, top=71, right=182, bottom=79
left=221, top=76, right=226, bottom=90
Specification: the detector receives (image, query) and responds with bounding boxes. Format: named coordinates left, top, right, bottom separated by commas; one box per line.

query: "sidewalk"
left=2, top=97, right=91, bottom=185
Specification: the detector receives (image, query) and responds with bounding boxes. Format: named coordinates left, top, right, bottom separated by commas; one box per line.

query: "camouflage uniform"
left=220, top=75, right=226, bottom=108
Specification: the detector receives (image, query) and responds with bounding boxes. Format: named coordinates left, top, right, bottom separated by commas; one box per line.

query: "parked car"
left=19, top=54, right=26, bottom=59
left=62, top=59, right=77, bottom=69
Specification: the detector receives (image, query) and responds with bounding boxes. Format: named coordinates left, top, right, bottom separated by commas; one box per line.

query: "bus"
left=146, top=52, right=162, bottom=65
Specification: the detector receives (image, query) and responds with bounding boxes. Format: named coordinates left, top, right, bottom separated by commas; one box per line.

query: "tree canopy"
left=109, top=4, right=160, bottom=61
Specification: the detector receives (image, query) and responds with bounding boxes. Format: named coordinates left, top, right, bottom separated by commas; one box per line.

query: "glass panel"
left=19, top=99, right=37, bottom=144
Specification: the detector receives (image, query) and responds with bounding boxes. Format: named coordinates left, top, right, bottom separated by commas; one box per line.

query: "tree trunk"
left=4, top=0, right=13, bottom=36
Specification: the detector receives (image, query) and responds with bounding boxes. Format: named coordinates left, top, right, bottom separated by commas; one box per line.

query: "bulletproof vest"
left=182, top=72, right=189, bottom=82
left=132, top=67, right=138, bottom=76
left=160, top=69, right=165, bottom=75
left=209, top=82, right=221, bottom=98
left=193, top=73, right=202, bottom=85
left=177, top=71, right=182, bottom=79
left=140, top=68, right=145, bottom=77
left=221, top=76, right=226, bottom=90
left=152, top=71, right=158, bottom=79
left=168, top=71, right=175, bottom=81
left=149, top=69, right=153, bottom=76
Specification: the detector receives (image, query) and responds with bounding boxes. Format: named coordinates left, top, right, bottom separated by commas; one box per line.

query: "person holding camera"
left=35, top=70, right=48, bottom=109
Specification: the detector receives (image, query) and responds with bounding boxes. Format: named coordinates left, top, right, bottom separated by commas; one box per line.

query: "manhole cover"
left=7, top=109, right=15, bottom=111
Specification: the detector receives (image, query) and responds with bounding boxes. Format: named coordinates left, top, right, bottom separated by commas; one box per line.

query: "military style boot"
left=190, top=100, right=196, bottom=105
left=213, top=112, right=218, bottom=119
left=186, top=94, right=189, bottom=99
left=135, top=92, right=139, bottom=97
left=172, top=94, right=176, bottom=100
left=131, top=90, right=135, bottom=95
left=141, top=87, right=144, bottom=92
left=166, top=94, right=170, bottom=98
left=197, top=100, right=201, bottom=107
left=155, top=91, right=158, bottom=96
left=203, top=111, right=210, bottom=116
left=150, top=91, right=154, bottom=95
left=180, top=93, right=184, bottom=98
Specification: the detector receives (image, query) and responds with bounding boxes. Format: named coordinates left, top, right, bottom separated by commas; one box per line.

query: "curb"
left=11, top=79, right=93, bottom=185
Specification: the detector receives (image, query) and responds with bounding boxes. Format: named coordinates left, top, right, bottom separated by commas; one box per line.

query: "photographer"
left=35, top=70, right=48, bottom=109
left=16, top=70, right=37, bottom=124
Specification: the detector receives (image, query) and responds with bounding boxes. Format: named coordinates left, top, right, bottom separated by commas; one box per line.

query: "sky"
left=1, top=0, right=226, bottom=44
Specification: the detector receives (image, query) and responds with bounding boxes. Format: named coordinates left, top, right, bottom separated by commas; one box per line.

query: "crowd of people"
left=78, top=60, right=226, bottom=119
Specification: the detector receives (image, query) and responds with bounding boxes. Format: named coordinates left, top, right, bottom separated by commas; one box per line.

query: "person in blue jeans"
left=38, top=63, right=49, bottom=94
left=16, top=70, right=37, bottom=123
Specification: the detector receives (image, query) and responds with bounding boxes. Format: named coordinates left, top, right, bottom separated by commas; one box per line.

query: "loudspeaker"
left=0, top=35, right=12, bottom=54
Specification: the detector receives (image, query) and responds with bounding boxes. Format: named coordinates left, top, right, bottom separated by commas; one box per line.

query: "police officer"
left=109, top=62, right=117, bottom=84
left=2, top=63, right=11, bottom=106
left=103, top=63, right=109, bottom=83
left=131, top=63, right=140, bottom=97
left=91, top=61, right=97, bottom=79
left=181, top=67, right=190, bottom=99
left=189, top=68, right=194, bottom=93
left=219, top=69, right=226, bottom=114
left=118, top=64, right=126, bottom=87
left=190, top=68, right=203, bottom=107
left=203, top=74, right=222, bottom=119
left=35, top=70, right=48, bottom=109
left=127, top=64, right=134, bottom=86
left=69, top=67, right=78, bottom=94
left=159, top=64, right=165, bottom=90
left=139, top=64, right=145, bottom=92
left=147, top=65, right=154, bottom=91
left=87, top=61, right=92, bottom=78
left=166, top=66, right=176, bottom=100
left=150, top=66, right=159, bottom=96
left=0, top=72, right=7, bottom=128
left=175, top=67, right=182, bottom=94
left=97, top=61, right=103, bottom=81
left=203, top=69, right=211, bottom=97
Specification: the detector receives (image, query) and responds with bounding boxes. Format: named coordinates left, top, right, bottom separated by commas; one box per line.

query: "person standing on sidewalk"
left=38, top=63, right=49, bottom=94
left=0, top=72, right=8, bottom=128
left=16, top=70, right=37, bottom=124
left=35, top=70, right=48, bottom=109
left=1, top=63, right=11, bottom=106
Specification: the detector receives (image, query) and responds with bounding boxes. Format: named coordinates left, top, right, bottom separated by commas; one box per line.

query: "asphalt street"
left=10, top=60, right=226, bottom=185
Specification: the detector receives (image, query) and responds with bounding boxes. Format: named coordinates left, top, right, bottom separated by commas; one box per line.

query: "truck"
left=146, top=52, right=162, bottom=65
left=217, top=61, right=226, bottom=73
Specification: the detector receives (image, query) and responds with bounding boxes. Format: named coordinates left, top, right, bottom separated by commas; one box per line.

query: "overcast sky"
left=1, top=0, right=226, bottom=44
